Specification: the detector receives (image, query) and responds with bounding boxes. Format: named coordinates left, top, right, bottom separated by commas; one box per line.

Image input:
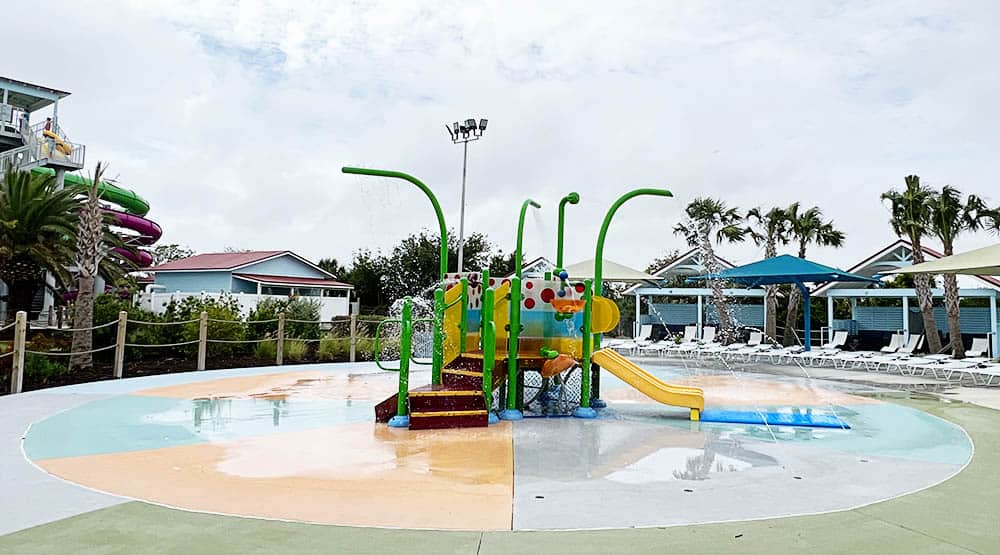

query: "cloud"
left=6, top=0, right=1000, bottom=272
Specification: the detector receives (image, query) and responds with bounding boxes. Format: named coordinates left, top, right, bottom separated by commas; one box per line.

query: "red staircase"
left=374, top=355, right=505, bottom=430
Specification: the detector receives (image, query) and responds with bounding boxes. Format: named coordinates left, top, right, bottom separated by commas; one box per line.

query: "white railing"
left=0, top=145, right=34, bottom=172
left=134, top=291, right=351, bottom=321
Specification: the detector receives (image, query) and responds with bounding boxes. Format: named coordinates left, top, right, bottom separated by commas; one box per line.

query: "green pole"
left=515, top=198, right=542, bottom=278
left=433, top=288, right=445, bottom=385
left=589, top=188, right=673, bottom=409
left=342, top=167, right=449, bottom=279
left=388, top=297, right=413, bottom=427
left=481, top=286, right=499, bottom=424
left=573, top=279, right=597, bottom=418
left=556, top=192, right=580, bottom=269
left=501, top=199, right=540, bottom=421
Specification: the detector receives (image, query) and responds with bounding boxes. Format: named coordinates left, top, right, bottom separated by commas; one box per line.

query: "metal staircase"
left=0, top=122, right=84, bottom=174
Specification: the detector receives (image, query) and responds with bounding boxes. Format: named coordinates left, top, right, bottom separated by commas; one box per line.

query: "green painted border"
left=2, top=397, right=996, bottom=554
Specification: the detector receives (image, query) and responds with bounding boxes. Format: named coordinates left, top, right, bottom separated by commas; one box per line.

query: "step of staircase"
left=409, top=409, right=489, bottom=430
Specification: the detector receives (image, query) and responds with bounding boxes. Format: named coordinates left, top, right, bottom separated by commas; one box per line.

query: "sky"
left=7, top=1, right=1000, bottom=272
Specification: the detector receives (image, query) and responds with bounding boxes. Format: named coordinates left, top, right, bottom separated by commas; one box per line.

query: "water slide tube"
left=591, top=348, right=704, bottom=420
left=31, top=168, right=158, bottom=267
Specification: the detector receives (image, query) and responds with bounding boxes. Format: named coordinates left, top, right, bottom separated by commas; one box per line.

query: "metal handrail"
left=409, top=318, right=436, bottom=365
left=373, top=318, right=403, bottom=372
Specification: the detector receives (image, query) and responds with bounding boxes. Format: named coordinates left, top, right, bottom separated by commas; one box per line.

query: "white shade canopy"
left=563, top=259, right=658, bottom=283
left=884, top=243, right=1000, bottom=276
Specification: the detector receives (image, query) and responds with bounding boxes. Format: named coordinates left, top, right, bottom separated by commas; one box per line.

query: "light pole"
left=446, top=117, right=488, bottom=272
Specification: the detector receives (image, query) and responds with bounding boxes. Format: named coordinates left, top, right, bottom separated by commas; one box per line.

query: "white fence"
left=134, top=291, right=350, bottom=321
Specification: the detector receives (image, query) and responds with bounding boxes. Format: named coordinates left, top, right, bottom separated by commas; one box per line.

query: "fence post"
left=113, top=311, right=127, bottom=378
left=349, top=312, right=357, bottom=362
left=276, top=313, right=285, bottom=366
left=197, top=311, right=208, bottom=370
left=11, top=311, right=26, bottom=394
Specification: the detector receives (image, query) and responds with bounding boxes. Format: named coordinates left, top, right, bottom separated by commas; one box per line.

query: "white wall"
left=135, top=291, right=350, bottom=321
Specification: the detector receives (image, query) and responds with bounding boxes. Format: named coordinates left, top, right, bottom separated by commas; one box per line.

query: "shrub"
left=284, top=339, right=308, bottom=361
left=168, top=294, right=248, bottom=357
left=92, top=294, right=168, bottom=361
left=248, top=297, right=322, bottom=340
left=318, top=336, right=349, bottom=361
left=255, top=339, right=277, bottom=361
left=23, top=354, right=68, bottom=384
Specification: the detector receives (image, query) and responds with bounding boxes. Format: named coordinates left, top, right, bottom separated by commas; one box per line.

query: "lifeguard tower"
left=0, top=76, right=85, bottom=184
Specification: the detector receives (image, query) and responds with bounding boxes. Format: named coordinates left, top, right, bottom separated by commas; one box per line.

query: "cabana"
left=883, top=242, right=1000, bottom=356
left=815, top=241, right=1000, bottom=358
left=689, top=255, right=879, bottom=350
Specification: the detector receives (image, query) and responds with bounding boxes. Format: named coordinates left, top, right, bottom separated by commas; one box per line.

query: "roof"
left=233, top=273, right=352, bottom=288
left=149, top=251, right=288, bottom=272
left=0, top=76, right=71, bottom=112
left=813, top=239, right=1000, bottom=295
left=563, top=259, right=658, bottom=283
left=884, top=242, right=1000, bottom=277
left=688, top=254, right=879, bottom=287
left=149, top=250, right=338, bottom=280
left=624, top=248, right=737, bottom=294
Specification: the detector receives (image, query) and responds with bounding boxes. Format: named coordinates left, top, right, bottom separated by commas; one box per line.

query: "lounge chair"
left=614, top=324, right=654, bottom=354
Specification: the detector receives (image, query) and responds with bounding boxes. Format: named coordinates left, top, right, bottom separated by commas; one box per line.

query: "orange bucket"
left=550, top=298, right=585, bottom=314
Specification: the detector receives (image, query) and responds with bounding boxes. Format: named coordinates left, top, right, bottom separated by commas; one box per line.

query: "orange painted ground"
left=38, top=421, right=514, bottom=530
left=602, top=374, right=881, bottom=406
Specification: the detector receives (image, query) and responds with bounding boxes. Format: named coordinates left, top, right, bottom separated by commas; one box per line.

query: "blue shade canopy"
left=687, top=254, right=879, bottom=287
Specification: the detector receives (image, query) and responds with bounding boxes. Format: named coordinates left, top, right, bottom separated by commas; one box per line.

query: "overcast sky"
left=8, top=1, right=1000, bottom=271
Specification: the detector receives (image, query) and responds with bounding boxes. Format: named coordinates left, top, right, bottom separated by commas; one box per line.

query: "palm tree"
left=746, top=206, right=791, bottom=341
left=673, top=198, right=746, bottom=337
left=928, top=186, right=992, bottom=358
left=783, top=203, right=846, bottom=346
left=881, top=176, right=942, bottom=354
left=0, top=168, right=80, bottom=321
left=70, top=162, right=107, bottom=370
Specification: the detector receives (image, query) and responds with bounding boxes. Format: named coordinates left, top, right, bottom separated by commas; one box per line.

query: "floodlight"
left=465, top=118, right=476, bottom=129
left=479, top=118, right=488, bottom=131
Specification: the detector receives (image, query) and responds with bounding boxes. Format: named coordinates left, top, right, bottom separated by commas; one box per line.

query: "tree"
left=0, top=168, right=80, bottom=320
left=928, top=186, right=993, bottom=358
left=783, top=203, right=845, bottom=346
left=152, top=243, right=195, bottom=266
left=673, top=198, right=746, bottom=337
left=882, top=176, right=943, bottom=353
left=487, top=250, right=519, bottom=277
left=746, top=206, right=791, bottom=341
left=70, top=162, right=107, bottom=370
left=645, top=249, right=682, bottom=275
left=317, top=257, right=347, bottom=278
left=342, top=249, right=387, bottom=311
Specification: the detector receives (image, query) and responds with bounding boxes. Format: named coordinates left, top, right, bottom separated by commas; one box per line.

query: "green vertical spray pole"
left=503, top=276, right=522, bottom=419
left=500, top=199, right=540, bottom=421
left=481, top=286, right=499, bottom=424
left=459, top=277, right=469, bottom=354
left=574, top=279, right=596, bottom=418
left=590, top=188, right=673, bottom=410
left=388, top=297, right=414, bottom=427
left=556, top=192, right=580, bottom=270
left=433, top=287, right=445, bottom=385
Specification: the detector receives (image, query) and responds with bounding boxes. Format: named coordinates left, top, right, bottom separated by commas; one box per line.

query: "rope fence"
left=6, top=310, right=384, bottom=395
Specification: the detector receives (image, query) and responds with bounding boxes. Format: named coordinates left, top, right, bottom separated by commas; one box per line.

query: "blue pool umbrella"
left=687, top=255, right=879, bottom=350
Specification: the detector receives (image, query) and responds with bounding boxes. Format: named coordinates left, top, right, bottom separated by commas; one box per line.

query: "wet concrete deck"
left=8, top=362, right=973, bottom=532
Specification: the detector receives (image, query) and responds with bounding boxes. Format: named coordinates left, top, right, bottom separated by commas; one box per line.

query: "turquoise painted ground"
left=25, top=396, right=375, bottom=460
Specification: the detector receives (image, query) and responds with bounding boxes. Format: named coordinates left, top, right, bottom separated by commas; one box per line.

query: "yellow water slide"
left=591, top=348, right=704, bottom=420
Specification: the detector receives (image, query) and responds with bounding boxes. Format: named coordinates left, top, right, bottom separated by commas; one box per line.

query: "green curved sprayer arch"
left=32, top=168, right=150, bottom=216
left=582, top=187, right=673, bottom=408
left=342, top=166, right=449, bottom=279
left=556, top=192, right=580, bottom=269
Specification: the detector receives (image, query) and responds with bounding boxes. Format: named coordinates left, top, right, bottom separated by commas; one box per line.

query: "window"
left=323, top=289, right=348, bottom=298
left=261, top=286, right=291, bottom=296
